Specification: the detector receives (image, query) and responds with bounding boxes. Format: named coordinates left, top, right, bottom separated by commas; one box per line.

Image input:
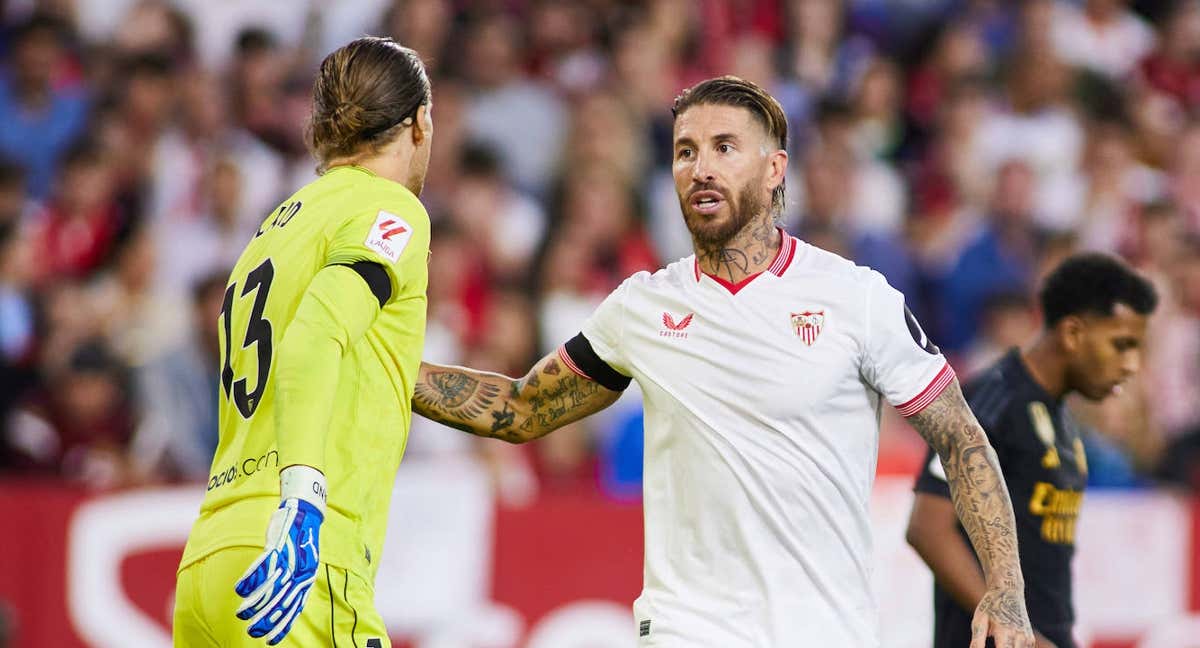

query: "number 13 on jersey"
left=220, top=258, right=276, bottom=418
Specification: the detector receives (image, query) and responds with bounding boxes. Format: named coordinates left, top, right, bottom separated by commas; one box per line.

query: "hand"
left=971, top=587, right=1035, bottom=648
left=1034, top=630, right=1059, bottom=648
left=233, top=466, right=327, bottom=645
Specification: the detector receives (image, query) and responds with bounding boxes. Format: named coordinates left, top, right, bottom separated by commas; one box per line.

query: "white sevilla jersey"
left=570, top=230, right=953, bottom=647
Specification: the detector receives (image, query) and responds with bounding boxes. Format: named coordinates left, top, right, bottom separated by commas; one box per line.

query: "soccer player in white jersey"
left=412, top=76, right=1035, bottom=648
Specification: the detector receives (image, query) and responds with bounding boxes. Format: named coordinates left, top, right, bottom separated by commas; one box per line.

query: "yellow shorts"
left=173, top=546, right=391, bottom=648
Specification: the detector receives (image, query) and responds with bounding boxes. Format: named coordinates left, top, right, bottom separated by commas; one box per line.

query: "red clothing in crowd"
left=1140, top=53, right=1200, bottom=109
left=29, top=202, right=122, bottom=283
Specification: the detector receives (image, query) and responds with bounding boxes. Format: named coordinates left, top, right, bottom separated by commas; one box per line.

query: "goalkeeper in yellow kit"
left=173, top=38, right=433, bottom=647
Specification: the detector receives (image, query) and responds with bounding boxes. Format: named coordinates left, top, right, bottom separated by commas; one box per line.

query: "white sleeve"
left=578, top=276, right=634, bottom=376
left=861, top=272, right=955, bottom=417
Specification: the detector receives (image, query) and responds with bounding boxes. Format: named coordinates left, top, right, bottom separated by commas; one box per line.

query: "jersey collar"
left=1003, top=348, right=1062, bottom=405
left=692, top=227, right=797, bottom=293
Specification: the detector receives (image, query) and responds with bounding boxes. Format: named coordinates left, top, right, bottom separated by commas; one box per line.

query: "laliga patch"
left=365, top=210, right=412, bottom=263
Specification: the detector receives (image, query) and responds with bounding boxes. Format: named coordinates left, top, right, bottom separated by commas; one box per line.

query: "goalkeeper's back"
left=180, top=164, right=430, bottom=580
left=174, top=35, right=435, bottom=648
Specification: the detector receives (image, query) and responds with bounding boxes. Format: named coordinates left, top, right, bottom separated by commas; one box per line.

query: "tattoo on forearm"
left=506, top=365, right=607, bottom=439
left=490, top=401, right=515, bottom=434
left=414, top=357, right=617, bottom=443
left=908, top=379, right=1029, bottom=630
left=414, top=371, right=500, bottom=417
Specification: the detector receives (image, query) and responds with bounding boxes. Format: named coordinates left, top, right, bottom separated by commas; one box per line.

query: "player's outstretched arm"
left=413, top=349, right=622, bottom=443
left=907, top=378, right=1036, bottom=648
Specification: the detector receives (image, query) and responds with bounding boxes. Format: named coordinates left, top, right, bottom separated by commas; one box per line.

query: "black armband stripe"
left=333, top=261, right=391, bottom=308
left=562, top=333, right=631, bottom=392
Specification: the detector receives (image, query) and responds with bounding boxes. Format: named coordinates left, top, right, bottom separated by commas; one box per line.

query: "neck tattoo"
left=696, top=218, right=781, bottom=284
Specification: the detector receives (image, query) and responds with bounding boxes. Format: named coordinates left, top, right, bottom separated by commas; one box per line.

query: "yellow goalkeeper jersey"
left=180, top=165, right=429, bottom=581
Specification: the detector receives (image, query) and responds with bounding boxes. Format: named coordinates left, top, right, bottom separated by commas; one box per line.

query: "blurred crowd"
left=0, top=0, right=1198, bottom=498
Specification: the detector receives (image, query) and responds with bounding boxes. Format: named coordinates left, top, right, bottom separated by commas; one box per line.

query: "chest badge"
left=1028, top=401, right=1062, bottom=469
left=790, top=310, right=825, bottom=346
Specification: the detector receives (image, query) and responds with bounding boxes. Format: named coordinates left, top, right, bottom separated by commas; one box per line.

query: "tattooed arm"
left=907, top=378, right=1035, bottom=648
left=412, top=351, right=622, bottom=443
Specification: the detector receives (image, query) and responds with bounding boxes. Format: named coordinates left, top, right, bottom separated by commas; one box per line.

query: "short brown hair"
left=672, top=76, right=789, bottom=215
left=308, top=37, right=430, bottom=171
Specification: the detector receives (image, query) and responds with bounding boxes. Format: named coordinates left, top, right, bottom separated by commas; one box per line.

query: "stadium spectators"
left=0, top=14, right=88, bottom=200
left=128, top=269, right=224, bottom=483
left=3, top=337, right=133, bottom=488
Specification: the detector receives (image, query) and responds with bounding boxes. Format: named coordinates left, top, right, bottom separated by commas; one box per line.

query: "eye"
left=1114, top=338, right=1138, bottom=352
left=717, top=143, right=732, bottom=154
left=677, top=148, right=693, bottom=160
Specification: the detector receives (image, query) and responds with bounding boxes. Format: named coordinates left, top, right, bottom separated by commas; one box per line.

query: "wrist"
left=985, top=576, right=1024, bottom=590
left=280, top=464, right=327, bottom=515
left=984, top=568, right=1025, bottom=592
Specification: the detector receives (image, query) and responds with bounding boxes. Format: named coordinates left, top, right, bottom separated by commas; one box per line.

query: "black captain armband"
left=334, top=261, right=392, bottom=308
left=562, top=333, right=632, bottom=392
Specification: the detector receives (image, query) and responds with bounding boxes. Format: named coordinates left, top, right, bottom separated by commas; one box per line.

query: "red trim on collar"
left=694, top=227, right=796, bottom=291
left=769, top=231, right=797, bottom=276
left=705, top=271, right=764, bottom=295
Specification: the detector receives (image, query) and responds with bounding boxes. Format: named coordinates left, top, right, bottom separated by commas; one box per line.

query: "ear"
left=766, top=148, right=788, bottom=192
left=1056, top=315, right=1085, bottom=353
left=411, top=103, right=432, bottom=146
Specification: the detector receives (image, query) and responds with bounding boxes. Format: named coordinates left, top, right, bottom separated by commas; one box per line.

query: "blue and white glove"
left=234, top=465, right=327, bottom=645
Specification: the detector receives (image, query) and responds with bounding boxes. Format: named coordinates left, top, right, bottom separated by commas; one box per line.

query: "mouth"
left=689, top=190, right=726, bottom=215
left=1106, top=379, right=1128, bottom=398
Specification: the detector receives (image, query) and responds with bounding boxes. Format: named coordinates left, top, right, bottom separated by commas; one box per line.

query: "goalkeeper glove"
left=234, top=464, right=326, bottom=645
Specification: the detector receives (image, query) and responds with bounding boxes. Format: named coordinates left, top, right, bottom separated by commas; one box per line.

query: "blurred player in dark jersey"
left=907, top=253, right=1158, bottom=648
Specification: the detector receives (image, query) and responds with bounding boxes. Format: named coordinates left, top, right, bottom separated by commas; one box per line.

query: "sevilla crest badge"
left=791, top=310, right=825, bottom=346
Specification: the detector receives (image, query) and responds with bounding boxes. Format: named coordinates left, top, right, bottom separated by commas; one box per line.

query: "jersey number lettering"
left=220, top=258, right=275, bottom=418
left=256, top=200, right=303, bottom=237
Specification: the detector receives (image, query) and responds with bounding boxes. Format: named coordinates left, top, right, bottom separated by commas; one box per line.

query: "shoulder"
left=353, top=177, right=429, bottom=226
left=301, top=170, right=426, bottom=218
left=789, top=239, right=886, bottom=289
left=788, top=241, right=905, bottom=327
left=962, top=361, right=1019, bottom=431
left=622, top=257, right=693, bottom=292
left=303, top=174, right=430, bottom=246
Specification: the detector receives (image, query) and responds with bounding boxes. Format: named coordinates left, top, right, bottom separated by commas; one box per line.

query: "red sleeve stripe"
left=896, top=362, right=956, bottom=418
left=557, top=346, right=594, bottom=381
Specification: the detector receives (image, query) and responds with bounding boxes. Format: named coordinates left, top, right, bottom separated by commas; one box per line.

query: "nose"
left=1122, top=351, right=1141, bottom=378
left=691, top=150, right=714, bottom=184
